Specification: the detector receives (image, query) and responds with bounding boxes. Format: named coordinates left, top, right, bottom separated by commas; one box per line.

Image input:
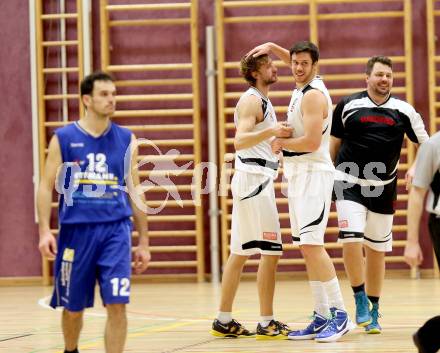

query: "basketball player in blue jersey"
left=37, top=72, right=150, bottom=353
left=330, top=56, right=429, bottom=334
left=248, top=41, right=354, bottom=342
left=210, top=54, right=293, bottom=339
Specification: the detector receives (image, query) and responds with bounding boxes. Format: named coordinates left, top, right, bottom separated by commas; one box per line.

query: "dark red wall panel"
left=0, top=1, right=40, bottom=276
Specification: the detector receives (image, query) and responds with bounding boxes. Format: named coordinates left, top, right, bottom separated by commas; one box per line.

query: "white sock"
left=260, top=315, right=274, bottom=327
left=309, top=281, right=330, bottom=317
left=217, top=311, right=232, bottom=324
left=323, top=277, right=346, bottom=311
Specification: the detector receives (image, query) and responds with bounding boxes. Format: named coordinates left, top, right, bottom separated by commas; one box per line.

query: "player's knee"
left=63, top=309, right=83, bottom=320
left=228, top=254, right=249, bottom=266
left=342, top=241, right=363, bottom=251
left=299, top=244, right=322, bottom=258
left=106, top=303, right=126, bottom=319
left=365, top=244, right=387, bottom=256
left=261, top=254, right=280, bottom=266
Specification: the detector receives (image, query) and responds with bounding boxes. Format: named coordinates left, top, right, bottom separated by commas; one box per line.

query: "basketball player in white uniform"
left=210, top=54, right=292, bottom=339
left=247, top=41, right=354, bottom=342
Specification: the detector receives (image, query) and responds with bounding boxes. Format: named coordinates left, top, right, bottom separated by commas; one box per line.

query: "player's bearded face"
left=260, top=60, right=278, bottom=85
left=367, top=63, right=393, bottom=97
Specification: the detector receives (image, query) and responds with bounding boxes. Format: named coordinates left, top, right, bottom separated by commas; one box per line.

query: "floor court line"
left=37, top=296, right=421, bottom=329
left=0, top=334, right=33, bottom=342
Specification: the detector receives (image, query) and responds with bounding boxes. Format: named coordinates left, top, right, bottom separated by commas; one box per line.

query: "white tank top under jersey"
left=283, top=76, right=335, bottom=177
left=234, top=86, right=279, bottom=179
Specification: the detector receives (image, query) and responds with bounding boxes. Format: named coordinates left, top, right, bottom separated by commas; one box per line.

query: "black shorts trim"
left=299, top=230, right=315, bottom=236
left=338, top=230, right=364, bottom=240
left=242, top=240, right=282, bottom=251
left=238, top=155, right=279, bottom=170
left=363, top=231, right=391, bottom=243
left=300, top=203, right=325, bottom=231
left=240, top=177, right=271, bottom=201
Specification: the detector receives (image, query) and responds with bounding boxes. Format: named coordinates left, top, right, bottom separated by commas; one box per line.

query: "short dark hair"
left=366, top=56, right=393, bottom=75
left=289, top=41, right=319, bottom=64
left=239, top=54, right=270, bottom=86
left=80, top=71, right=114, bottom=96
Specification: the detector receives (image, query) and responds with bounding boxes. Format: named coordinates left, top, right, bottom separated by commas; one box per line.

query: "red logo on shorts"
left=263, top=232, right=277, bottom=240
left=339, top=220, right=349, bottom=228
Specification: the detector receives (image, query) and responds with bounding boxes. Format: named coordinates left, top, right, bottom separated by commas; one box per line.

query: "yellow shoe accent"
left=357, top=319, right=372, bottom=327
left=256, top=334, right=288, bottom=340
left=210, top=329, right=256, bottom=338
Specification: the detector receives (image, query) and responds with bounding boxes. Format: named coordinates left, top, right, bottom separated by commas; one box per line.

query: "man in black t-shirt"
left=330, top=56, right=428, bottom=334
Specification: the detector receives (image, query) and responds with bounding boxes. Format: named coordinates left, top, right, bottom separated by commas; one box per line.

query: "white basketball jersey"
left=234, top=87, right=279, bottom=179
left=283, top=76, right=334, bottom=176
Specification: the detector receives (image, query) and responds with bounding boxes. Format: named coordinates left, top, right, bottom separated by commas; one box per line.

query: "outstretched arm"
left=246, top=42, right=291, bottom=66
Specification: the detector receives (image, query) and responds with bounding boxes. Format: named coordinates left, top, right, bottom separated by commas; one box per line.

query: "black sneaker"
left=210, top=319, right=256, bottom=338
left=256, top=320, right=290, bottom=340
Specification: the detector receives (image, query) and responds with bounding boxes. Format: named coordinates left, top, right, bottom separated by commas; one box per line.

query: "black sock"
left=368, top=296, right=379, bottom=304
left=64, top=349, right=79, bottom=353
left=352, top=283, right=365, bottom=294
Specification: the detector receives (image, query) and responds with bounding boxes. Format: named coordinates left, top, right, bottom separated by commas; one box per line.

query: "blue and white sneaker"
left=315, top=307, right=355, bottom=343
left=354, top=291, right=372, bottom=327
left=365, top=303, right=382, bottom=334
left=287, top=312, right=329, bottom=340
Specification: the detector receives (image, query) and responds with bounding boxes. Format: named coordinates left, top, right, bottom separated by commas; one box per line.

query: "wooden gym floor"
left=0, top=277, right=437, bottom=352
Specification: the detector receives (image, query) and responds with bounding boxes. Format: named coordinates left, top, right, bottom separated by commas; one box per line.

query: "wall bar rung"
left=106, top=3, right=191, bottom=11
left=41, top=13, right=78, bottom=19
left=107, top=63, right=193, bottom=72
left=109, top=18, right=191, bottom=26
left=42, top=40, right=79, bottom=47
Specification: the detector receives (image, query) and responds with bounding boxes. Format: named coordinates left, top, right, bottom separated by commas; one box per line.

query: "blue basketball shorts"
left=50, top=218, right=132, bottom=311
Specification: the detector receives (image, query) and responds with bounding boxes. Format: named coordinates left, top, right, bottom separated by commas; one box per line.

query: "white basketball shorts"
left=230, top=170, right=282, bottom=256
left=336, top=200, right=393, bottom=252
left=287, top=171, right=333, bottom=246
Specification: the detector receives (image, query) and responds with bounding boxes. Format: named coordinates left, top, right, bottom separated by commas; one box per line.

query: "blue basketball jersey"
left=55, top=122, right=133, bottom=224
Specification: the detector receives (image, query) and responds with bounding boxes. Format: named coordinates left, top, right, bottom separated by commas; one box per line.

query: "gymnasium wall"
left=0, top=0, right=433, bottom=278
left=0, top=1, right=40, bottom=277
